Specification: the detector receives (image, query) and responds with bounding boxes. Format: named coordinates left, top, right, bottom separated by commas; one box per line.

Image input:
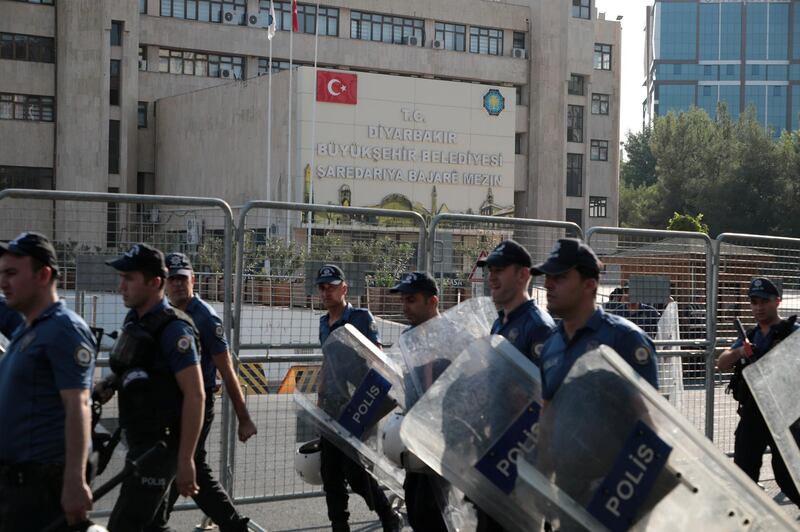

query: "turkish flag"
left=316, top=71, right=358, bottom=105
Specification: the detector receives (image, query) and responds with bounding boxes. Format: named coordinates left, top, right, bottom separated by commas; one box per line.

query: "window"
left=568, top=74, right=585, bottom=96
left=339, top=185, right=351, bottom=206
left=434, top=22, right=466, bottom=51
left=0, top=32, right=55, bottom=63
left=110, top=21, right=123, bottom=46
left=469, top=26, right=503, bottom=55
left=515, top=133, right=523, bottom=155
left=138, top=101, right=148, bottom=128
left=110, top=60, right=121, bottom=106
left=139, top=0, right=147, bottom=14
left=567, top=105, right=583, bottom=143
left=350, top=11, right=424, bottom=45
left=12, top=0, right=54, bottom=4
left=158, top=47, right=244, bottom=78
left=589, top=196, right=608, bottom=218
left=594, top=43, right=612, bottom=70
left=590, top=139, right=608, bottom=161
left=572, top=0, right=591, bottom=19
left=512, top=31, right=525, bottom=50
left=566, top=208, right=583, bottom=231
left=137, top=172, right=155, bottom=194
left=160, top=0, right=246, bottom=24
left=566, top=154, right=583, bottom=196
left=591, top=93, right=609, bottom=115
left=109, top=120, right=120, bottom=174
left=0, top=166, right=53, bottom=191
left=107, top=187, right=120, bottom=248
left=257, top=58, right=291, bottom=75
left=516, top=86, right=523, bottom=105
left=262, top=2, right=339, bottom=36
left=0, top=93, right=55, bottom=121
left=138, top=45, right=147, bottom=70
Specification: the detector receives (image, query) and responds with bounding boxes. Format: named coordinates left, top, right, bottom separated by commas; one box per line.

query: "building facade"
left=645, top=0, right=800, bottom=133
left=0, top=0, right=621, bottom=242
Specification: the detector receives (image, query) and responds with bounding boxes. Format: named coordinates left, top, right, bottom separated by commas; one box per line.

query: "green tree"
left=621, top=127, right=656, bottom=188
left=667, top=212, right=709, bottom=234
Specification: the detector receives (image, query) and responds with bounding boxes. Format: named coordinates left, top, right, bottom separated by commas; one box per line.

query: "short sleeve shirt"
left=319, top=303, right=381, bottom=347
left=125, top=298, right=200, bottom=375
left=185, top=296, right=228, bottom=390
left=0, top=295, right=23, bottom=340
left=491, top=300, right=556, bottom=366
left=0, top=301, right=96, bottom=464
left=539, top=307, right=659, bottom=401
left=731, top=320, right=800, bottom=362
left=605, top=303, right=660, bottom=339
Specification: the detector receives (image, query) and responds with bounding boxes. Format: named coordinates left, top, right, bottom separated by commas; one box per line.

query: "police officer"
left=533, top=239, right=658, bottom=403
left=316, top=264, right=402, bottom=532
left=0, top=232, right=95, bottom=531
left=605, top=283, right=661, bottom=339
left=477, top=239, right=556, bottom=365
left=0, top=293, right=23, bottom=340
left=98, top=244, right=206, bottom=532
left=152, top=252, right=256, bottom=531
left=389, top=271, right=447, bottom=532
left=717, top=277, right=800, bottom=507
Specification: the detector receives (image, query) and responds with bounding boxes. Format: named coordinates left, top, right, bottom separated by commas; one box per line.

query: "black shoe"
left=331, top=522, right=350, bottom=532
left=380, top=509, right=403, bottom=532
left=220, top=517, right=250, bottom=532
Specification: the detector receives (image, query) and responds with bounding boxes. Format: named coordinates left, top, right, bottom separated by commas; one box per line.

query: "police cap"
left=165, top=252, right=193, bottom=278
left=106, top=243, right=167, bottom=277
left=749, top=277, right=780, bottom=299
left=315, top=264, right=345, bottom=285
left=390, top=271, right=438, bottom=296
left=531, top=238, right=602, bottom=276
left=0, top=231, right=60, bottom=278
left=476, top=239, right=532, bottom=268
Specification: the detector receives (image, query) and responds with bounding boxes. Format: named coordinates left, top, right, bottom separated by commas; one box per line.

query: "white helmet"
left=87, top=525, right=110, bottom=532
left=294, top=439, right=323, bottom=485
left=381, top=411, right=407, bottom=468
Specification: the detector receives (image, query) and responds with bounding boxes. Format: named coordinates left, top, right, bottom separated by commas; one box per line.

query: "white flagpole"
left=266, top=0, right=275, bottom=238
left=306, top=0, right=321, bottom=253
left=286, top=19, right=294, bottom=242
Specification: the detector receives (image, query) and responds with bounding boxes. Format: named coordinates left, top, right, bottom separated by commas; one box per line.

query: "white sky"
left=594, top=0, right=651, bottom=139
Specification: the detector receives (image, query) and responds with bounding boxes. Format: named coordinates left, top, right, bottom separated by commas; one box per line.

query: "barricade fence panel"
left=714, top=233, right=800, bottom=455
left=0, top=189, right=235, bottom=513
left=428, top=213, right=582, bottom=310
left=586, top=228, right=715, bottom=441
left=230, top=201, right=427, bottom=501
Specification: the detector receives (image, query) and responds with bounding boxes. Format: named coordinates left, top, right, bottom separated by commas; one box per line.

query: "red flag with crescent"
left=316, top=71, right=358, bottom=105
left=292, top=0, right=299, bottom=32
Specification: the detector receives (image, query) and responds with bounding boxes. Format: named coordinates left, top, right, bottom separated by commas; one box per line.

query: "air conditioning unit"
left=247, top=13, right=259, bottom=26
left=221, top=68, right=234, bottom=79
left=432, top=39, right=444, bottom=50
left=138, top=59, right=147, bottom=70
left=407, top=35, right=420, bottom=47
left=512, top=47, right=527, bottom=59
left=222, top=5, right=237, bottom=24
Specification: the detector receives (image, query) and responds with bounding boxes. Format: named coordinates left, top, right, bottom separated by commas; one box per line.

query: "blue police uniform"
left=127, top=298, right=199, bottom=377
left=0, top=295, right=23, bottom=340
left=186, top=295, right=227, bottom=390
left=539, top=306, right=659, bottom=401
left=0, top=301, right=95, bottom=531
left=605, top=302, right=660, bottom=339
left=320, top=303, right=381, bottom=346
left=491, top=300, right=556, bottom=365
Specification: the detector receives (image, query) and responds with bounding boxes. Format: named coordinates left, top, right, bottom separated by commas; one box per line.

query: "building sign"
left=299, top=68, right=515, bottom=217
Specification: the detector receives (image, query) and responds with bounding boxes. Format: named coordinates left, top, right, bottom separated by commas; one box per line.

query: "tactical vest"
left=109, top=306, right=200, bottom=446
left=727, top=315, right=797, bottom=406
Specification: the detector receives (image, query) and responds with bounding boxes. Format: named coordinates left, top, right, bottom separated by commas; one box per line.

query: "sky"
left=594, top=0, right=651, bottom=140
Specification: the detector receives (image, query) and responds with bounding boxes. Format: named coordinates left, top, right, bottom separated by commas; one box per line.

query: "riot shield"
left=398, top=296, right=497, bottom=409
left=292, top=326, right=405, bottom=497
left=743, top=329, right=800, bottom=495
left=656, top=301, right=684, bottom=409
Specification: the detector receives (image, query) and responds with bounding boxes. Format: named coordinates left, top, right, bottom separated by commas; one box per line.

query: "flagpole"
left=286, top=19, right=294, bottom=243
left=266, top=0, right=275, bottom=240
left=306, top=0, right=321, bottom=253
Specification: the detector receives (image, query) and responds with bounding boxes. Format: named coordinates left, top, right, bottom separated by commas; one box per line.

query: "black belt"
left=0, top=461, right=63, bottom=486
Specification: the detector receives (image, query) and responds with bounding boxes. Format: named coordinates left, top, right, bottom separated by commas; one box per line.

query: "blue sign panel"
left=474, top=401, right=541, bottom=494
left=587, top=420, right=673, bottom=532
left=337, top=368, right=392, bottom=438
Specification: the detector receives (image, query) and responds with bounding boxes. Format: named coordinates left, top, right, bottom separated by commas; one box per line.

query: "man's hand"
left=176, top=458, right=199, bottom=497
left=237, top=416, right=258, bottom=442
left=93, top=375, right=116, bottom=404
left=741, top=341, right=753, bottom=358
left=61, top=474, right=92, bottom=525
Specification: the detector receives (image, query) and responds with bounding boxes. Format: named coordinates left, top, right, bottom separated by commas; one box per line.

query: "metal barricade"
left=0, top=188, right=235, bottom=513
left=428, top=213, right=582, bottom=309
left=585, top=227, right=716, bottom=440
left=713, top=232, right=800, bottom=455
left=230, top=200, right=427, bottom=502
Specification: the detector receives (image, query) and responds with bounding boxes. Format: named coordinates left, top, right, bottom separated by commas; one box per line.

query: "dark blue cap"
left=476, top=239, right=532, bottom=268
left=749, top=277, right=780, bottom=299
left=531, top=238, right=601, bottom=276
left=0, top=231, right=59, bottom=278
left=165, top=252, right=193, bottom=277
left=315, top=264, right=345, bottom=285
left=390, top=271, right=438, bottom=295
left=106, top=243, right=167, bottom=277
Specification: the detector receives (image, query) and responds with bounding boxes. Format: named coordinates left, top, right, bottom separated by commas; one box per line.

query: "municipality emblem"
left=483, top=89, right=505, bottom=116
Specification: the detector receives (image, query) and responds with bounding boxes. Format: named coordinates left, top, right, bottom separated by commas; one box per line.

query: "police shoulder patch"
left=533, top=342, right=544, bottom=357
left=215, top=324, right=224, bottom=338
left=73, top=344, right=93, bottom=367
left=369, top=320, right=378, bottom=332
left=177, top=335, right=192, bottom=353
left=634, top=346, right=651, bottom=365
left=507, top=328, right=519, bottom=342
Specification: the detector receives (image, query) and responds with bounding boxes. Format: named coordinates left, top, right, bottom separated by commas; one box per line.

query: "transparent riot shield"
left=743, top=329, right=800, bottom=495
left=398, top=296, right=497, bottom=409
left=292, top=326, right=405, bottom=497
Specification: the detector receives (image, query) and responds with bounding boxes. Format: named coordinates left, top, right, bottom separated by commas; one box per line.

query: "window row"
left=13, top=0, right=54, bottom=4
left=350, top=11, right=424, bottom=46
left=158, top=48, right=245, bottom=78
left=260, top=1, right=339, bottom=36
left=160, top=0, right=246, bottom=24
left=0, top=93, right=54, bottom=122
left=566, top=154, right=611, bottom=206
left=0, top=166, right=53, bottom=191
left=0, top=32, right=55, bottom=63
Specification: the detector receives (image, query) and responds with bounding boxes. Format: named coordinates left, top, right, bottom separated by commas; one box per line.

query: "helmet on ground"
left=294, top=439, right=323, bottom=485
left=381, top=411, right=407, bottom=468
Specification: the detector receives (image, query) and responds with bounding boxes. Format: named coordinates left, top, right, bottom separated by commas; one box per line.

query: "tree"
left=621, top=127, right=656, bottom=188
left=667, top=212, right=709, bottom=234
